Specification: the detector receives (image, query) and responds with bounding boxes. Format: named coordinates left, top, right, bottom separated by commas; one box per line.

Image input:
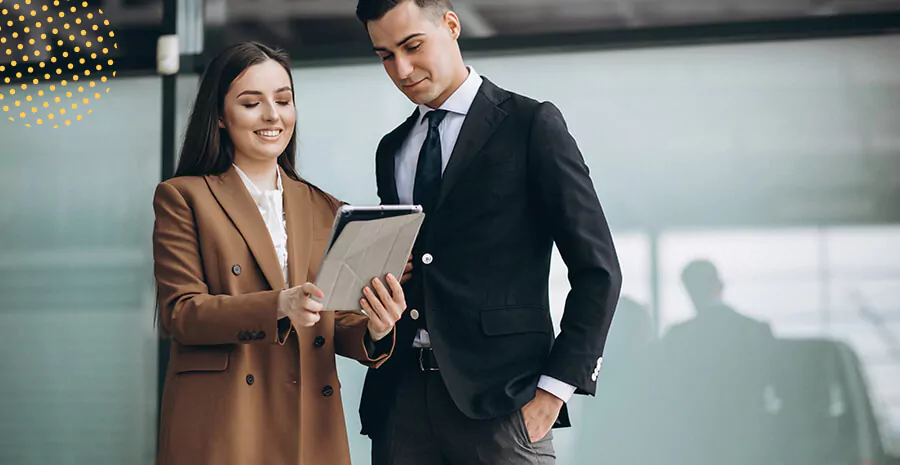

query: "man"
left=658, top=259, right=775, bottom=465
left=664, top=259, right=773, bottom=342
left=355, top=1, right=622, bottom=463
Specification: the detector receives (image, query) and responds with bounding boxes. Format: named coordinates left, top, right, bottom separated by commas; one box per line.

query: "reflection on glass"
left=641, top=226, right=900, bottom=465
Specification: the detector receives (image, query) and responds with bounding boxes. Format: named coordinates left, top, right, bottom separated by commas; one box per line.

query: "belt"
left=416, top=347, right=439, bottom=371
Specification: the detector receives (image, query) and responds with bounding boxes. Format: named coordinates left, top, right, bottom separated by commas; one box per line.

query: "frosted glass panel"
left=0, top=76, right=161, bottom=465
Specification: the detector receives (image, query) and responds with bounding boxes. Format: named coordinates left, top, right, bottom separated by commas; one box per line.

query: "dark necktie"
left=413, top=109, right=448, bottom=212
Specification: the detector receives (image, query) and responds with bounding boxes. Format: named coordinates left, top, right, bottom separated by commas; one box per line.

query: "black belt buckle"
left=418, top=348, right=439, bottom=372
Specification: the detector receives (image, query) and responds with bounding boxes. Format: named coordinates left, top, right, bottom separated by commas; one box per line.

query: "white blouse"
left=233, top=164, right=289, bottom=287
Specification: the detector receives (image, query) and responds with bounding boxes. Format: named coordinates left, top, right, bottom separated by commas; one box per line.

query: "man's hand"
left=400, top=255, right=413, bottom=285
left=520, top=388, right=564, bottom=443
left=277, top=283, right=325, bottom=327
left=361, top=273, right=407, bottom=341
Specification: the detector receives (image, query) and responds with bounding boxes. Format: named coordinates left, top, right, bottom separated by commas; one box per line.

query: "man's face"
left=367, top=1, right=461, bottom=107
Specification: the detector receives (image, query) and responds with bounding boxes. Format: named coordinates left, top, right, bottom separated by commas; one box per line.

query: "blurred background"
left=2, top=0, right=900, bottom=464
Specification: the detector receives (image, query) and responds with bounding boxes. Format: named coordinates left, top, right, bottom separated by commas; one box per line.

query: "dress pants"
left=370, top=350, right=556, bottom=465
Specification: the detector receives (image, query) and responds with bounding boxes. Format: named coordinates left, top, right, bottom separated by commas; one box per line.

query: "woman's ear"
left=218, top=119, right=225, bottom=129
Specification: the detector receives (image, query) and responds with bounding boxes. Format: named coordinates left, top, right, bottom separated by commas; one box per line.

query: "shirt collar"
left=233, top=163, right=282, bottom=205
left=416, top=66, right=483, bottom=125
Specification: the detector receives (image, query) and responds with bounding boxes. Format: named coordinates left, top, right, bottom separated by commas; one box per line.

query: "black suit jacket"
left=359, top=77, right=622, bottom=435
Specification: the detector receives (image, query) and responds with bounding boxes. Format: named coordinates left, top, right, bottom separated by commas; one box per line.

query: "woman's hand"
left=361, top=273, right=407, bottom=341
left=278, top=283, right=325, bottom=327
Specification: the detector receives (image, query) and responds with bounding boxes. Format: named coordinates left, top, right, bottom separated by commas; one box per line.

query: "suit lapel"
left=377, top=109, right=419, bottom=205
left=282, top=171, right=313, bottom=288
left=206, top=166, right=286, bottom=291
left=436, top=79, right=508, bottom=210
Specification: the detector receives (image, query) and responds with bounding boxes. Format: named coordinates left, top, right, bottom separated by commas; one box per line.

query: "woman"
left=152, top=42, right=406, bottom=465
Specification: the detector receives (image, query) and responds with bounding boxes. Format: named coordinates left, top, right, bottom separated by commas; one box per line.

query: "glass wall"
left=655, top=227, right=900, bottom=464
left=0, top=76, right=161, bottom=465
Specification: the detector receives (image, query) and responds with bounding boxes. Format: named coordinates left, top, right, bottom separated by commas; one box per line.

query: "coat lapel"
left=206, top=166, right=286, bottom=291
left=282, top=170, right=313, bottom=288
left=435, top=78, right=508, bottom=210
left=377, top=109, right=419, bottom=205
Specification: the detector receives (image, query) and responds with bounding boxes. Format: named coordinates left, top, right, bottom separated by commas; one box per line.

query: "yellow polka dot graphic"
left=0, top=0, right=116, bottom=128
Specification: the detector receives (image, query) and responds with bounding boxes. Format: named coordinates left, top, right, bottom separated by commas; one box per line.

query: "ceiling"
left=4, top=0, right=900, bottom=72
left=203, top=0, right=900, bottom=36
left=93, top=0, right=900, bottom=34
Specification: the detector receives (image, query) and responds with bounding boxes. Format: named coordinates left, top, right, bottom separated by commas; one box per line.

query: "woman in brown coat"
left=152, top=42, right=407, bottom=465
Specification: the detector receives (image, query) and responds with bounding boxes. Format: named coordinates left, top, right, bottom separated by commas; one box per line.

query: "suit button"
left=256, top=331, right=266, bottom=340
left=314, top=336, right=326, bottom=347
left=232, top=264, right=242, bottom=275
left=410, top=309, right=419, bottom=320
left=322, top=385, right=334, bottom=397
left=421, top=253, right=433, bottom=265
left=246, top=374, right=255, bottom=386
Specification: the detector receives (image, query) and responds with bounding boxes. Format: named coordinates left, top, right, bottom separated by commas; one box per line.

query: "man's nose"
left=395, top=55, right=414, bottom=80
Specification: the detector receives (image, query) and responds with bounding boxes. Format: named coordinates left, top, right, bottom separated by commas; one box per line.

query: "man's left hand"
left=520, top=388, right=563, bottom=443
left=399, top=255, right=413, bottom=285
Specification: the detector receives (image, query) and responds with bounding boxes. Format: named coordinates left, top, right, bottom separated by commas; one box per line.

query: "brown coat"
left=152, top=166, right=393, bottom=465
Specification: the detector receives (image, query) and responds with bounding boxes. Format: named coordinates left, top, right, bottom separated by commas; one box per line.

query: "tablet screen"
left=324, top=205, right=423, bottom=254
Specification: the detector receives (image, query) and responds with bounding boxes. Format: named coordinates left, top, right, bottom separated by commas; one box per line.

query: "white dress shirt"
left=234, top=164, right=289, bottom=286
left=393, top=67, right=578, bottom=403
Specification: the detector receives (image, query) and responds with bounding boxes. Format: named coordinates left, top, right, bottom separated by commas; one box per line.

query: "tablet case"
left=315, top=209, right=425, bottom=311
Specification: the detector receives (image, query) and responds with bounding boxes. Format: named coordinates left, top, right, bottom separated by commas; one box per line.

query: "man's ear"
left=445, top=11, right=461, bottom=40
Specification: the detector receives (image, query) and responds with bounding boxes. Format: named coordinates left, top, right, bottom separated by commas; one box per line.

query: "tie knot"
left=424, top=109, right=448, bottom=129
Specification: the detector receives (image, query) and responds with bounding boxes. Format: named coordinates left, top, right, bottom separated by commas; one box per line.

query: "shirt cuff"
left=538, top=375, right=577, bottom=403
left=364, top=329, right=393, bottom=358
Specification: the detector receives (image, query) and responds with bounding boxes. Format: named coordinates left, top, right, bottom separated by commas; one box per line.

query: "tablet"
left=322, top=204, right=424, bottom=255
left=313, top=204, right=425, bottom=310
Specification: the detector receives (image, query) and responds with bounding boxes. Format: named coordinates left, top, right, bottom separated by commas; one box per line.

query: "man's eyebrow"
left=373, top=33, right=425, bottom=52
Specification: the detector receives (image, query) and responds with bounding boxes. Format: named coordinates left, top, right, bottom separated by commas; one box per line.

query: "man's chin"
left=403, top=89, right=436, bottom=106
left=404, top=93, right=424, bottom=105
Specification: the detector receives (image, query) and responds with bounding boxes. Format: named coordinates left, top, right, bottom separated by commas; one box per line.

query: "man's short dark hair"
left=356, top=0, right=453, bottom=25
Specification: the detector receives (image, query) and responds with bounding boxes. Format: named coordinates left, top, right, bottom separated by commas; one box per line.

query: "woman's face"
left=219, top=59, right=296, bottom=166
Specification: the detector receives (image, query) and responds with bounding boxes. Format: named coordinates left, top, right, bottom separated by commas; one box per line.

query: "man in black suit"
left=354, top=1, right=622, bottom=463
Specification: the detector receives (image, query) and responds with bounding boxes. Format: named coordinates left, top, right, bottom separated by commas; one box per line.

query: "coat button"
left=232, top=264, right=242, bottom=275
left=246, top=374, right=255, bottom=386
left=314, top=336, right=326, bottom=347
left=322, top=385, right=334, bottom=397
left=255, top=331, right=266, bottom=340
left=410, top=309, right=419, bottom=320
left=421, top=253, right=433, bottom=265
